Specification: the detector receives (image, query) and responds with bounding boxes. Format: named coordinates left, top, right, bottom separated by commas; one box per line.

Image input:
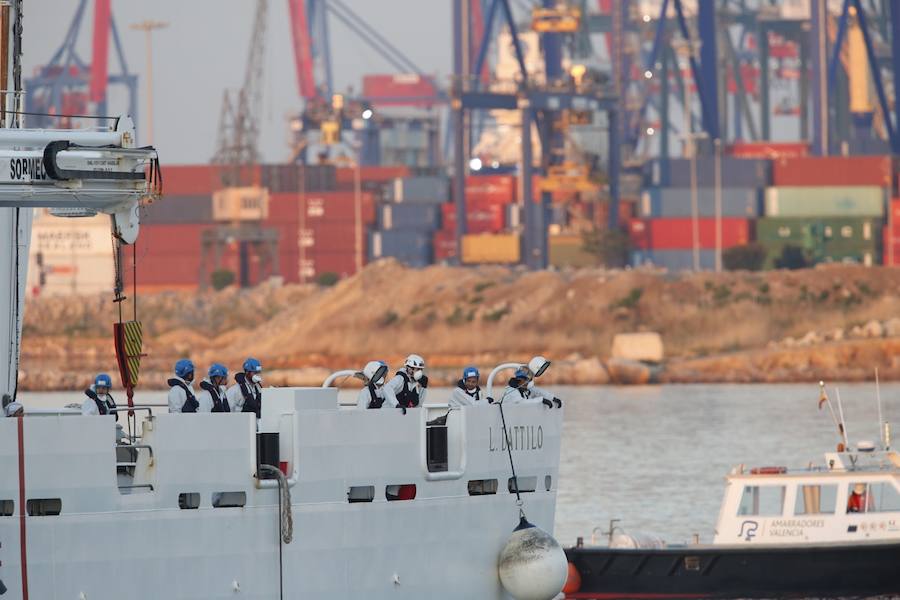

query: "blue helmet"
left=242, top=357, right=262, bottom=373
left=94, top=373, right=112, bottom=388
left=208, top=363, right=228, bottom=379
left=514, top=367, right=530, bottom=380
left=174, top=359, right=195, bottom=379
left=463, top=366, right=480, bottom=380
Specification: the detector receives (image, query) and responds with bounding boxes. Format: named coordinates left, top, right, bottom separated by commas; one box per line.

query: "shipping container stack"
left=759, top=156, right=889, bottom=268
left=127, top=163, right=360, bottom=291
left=433, top=174, right=521, bottom=265
left=630, top=156, right=768, bottom=270
left=368, top=175, right=449, bottom=267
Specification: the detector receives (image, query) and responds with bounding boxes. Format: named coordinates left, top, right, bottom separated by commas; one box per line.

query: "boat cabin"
left=714, top=450, right=900, bottom=545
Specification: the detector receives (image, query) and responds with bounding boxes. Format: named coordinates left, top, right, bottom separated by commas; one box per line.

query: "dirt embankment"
left=20, top=260, right=900, bottom=390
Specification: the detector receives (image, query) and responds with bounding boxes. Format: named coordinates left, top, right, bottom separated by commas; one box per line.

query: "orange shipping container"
left=772, top=156, right=891, bottom=187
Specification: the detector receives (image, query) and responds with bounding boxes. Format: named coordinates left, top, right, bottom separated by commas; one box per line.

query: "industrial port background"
left=18, top=1, right=900, bottom=389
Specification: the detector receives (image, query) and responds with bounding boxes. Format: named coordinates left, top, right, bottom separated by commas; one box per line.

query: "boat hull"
left=565, top=541, right=900, bottom=599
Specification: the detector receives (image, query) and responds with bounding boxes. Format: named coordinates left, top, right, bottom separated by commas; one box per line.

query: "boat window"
left=545, top=475, right=552, bottom=491
left=178, top=493, right=200, bottom=510
left=0, top=499, right=12, bottom=516
left=847, top=482, right=900, bottom=513
left=468, top=479, right=498, bottom=496
left=212, top=492, right=247, bottom=508
left=508, top=476, right=538, bottom=494
left=386, top=484, right=416, bottom=501
left=347, top=485, right=375, bottom=503
left=737, top=485, right=784, bottom=517
left=794, top=484, right=838, bottom=515
left=26, top=498, right=61, bottom=516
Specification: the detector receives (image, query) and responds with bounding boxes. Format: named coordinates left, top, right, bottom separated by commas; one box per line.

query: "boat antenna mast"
left=819, top=381, right=849, bottom=452
left=875, top=367, right=890, bottom=450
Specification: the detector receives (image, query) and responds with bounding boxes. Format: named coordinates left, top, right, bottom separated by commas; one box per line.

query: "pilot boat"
left=0, top=3, right=567, bottom=598
left=564, top=386, right=900, bottom=599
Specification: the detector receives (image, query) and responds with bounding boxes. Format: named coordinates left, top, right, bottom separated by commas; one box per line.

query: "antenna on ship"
left=819, top=381, right=848, bottom=452
left=875, top=367, right=891, bottom=450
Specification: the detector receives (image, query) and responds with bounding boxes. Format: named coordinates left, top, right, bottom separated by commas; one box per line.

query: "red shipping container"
left=884, top=229, right=900, bottom=266
left=626, top=219, right=650, bottom=248
left=772, top=156, right=891, bottom=187
left=335, top=165, right=410, bottom=185
left=124, top=254, right=202, bottom=287
left=362, top=74, right=438, bottom=108
left=284, top=251, right=361, bottom=281
left=267, top=192, right=376, bottom=225
left=441, top=202, right=506, bottom=234
left=133, top=223, right=211, bottom=256
left=161, top=165, right=223, bottom=196
left=300, top=223, right=368, bottom=254
left=889, top=199, right=900, bottom=230
left=432, top=229, right=457, bottom=260
left=465, top=174, right=517, bottom=205
left=631, top=218, right=751, bottom=250
left=728, top=141, right=809, bottom=159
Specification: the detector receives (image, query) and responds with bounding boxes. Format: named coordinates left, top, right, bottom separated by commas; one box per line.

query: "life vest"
left=84, top=388, right=118, bottom=421
left=200, top=380, right=230, bottom=412
left=168, top=378, right=198, bottom=413
left=366, top=382, right=384, bottom=409
left=847, top=492, right=867, bottom=513
left=456, top=379, right=481, bottom=402
left=235, top=372, right=262, bottom=418
left=394, top=371, right=421, bottom=408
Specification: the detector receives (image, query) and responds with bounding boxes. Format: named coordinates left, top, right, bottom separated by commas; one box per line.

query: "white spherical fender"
left=498, top=517, right=568, bottom=600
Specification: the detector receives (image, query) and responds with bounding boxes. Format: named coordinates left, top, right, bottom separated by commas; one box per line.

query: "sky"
left=22, top=0, right=453, bottom=164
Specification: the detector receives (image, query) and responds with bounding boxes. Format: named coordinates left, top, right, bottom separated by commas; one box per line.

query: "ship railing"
left=732, top=461, right=900, bottom=476
left=115, top=443, right=154, bottom=469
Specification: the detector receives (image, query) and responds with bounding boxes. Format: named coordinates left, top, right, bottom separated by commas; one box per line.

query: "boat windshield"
left=737, top=485, right=785, bottom=517
left=846, top=482, right=900, bottom=514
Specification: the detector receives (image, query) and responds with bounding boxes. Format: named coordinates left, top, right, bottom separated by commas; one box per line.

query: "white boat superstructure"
left=713, top=449, right=900, bottom=546
left=0, top=390, right=562, bottom=599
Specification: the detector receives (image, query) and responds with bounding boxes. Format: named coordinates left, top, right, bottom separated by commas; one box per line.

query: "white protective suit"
left=226, top=373, right=263, bottom=415
left=356, top=381, right=399, bottom=409
left=196, top=379, right=231, bottom=413
left=167, top=376, right=196, bottom=413
left=449, top=381, right=482, bottom=407
left=81, top=385, right=117, bottom=417
left=500, top=380, right=555, bottom=406
left=385, top=371, right=427, bottom=407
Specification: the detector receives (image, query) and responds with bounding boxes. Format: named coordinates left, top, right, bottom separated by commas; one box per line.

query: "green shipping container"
left=764, top=186, right=885, bottom=217
left=760, top=239, right=879, bottom=269
left=756, top=217, right=881, bottom=247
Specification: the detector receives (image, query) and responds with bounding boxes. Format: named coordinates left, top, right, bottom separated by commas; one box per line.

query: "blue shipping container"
left=368, top=229, right=432, bottom=268
left=385, top=176, right=449, bottom=203
left=639, top=187, right=762, bottom=218
left=631, top=249, right=716, bottom=271
left=643, top=158, right=771, bottom=188
left=377, top=203, right=442, bottom=230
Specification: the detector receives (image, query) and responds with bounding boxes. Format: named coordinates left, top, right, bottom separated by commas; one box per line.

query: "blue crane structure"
left=452, top=0, right=619, bottom=269
left=24, top=0, right=137, bottom=130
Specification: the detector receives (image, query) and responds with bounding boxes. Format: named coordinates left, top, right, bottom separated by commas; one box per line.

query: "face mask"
left=251, top=374, right=262, bottom=384
left=412, top=369, right=423, bottom=381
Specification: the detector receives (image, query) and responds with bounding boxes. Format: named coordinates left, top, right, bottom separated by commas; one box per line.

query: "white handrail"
left=486, top=362, right=523, bottom=401
left=322, top=369, right=359, bottom=388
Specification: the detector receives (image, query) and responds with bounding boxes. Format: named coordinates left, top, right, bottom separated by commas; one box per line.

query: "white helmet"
left=363, top=361, right=388, bottom=386
left=405, top=354, right=426, bottom=370
left=528, top=356, right=551, bottom=378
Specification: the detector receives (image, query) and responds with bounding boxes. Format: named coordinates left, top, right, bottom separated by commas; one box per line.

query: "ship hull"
left=565, top=541, right=900, bottom=599
left=0, top=389, right=563, bottom=599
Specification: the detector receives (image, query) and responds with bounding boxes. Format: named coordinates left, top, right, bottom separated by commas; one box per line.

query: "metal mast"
left=212, top=0, right=268, bottom=185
